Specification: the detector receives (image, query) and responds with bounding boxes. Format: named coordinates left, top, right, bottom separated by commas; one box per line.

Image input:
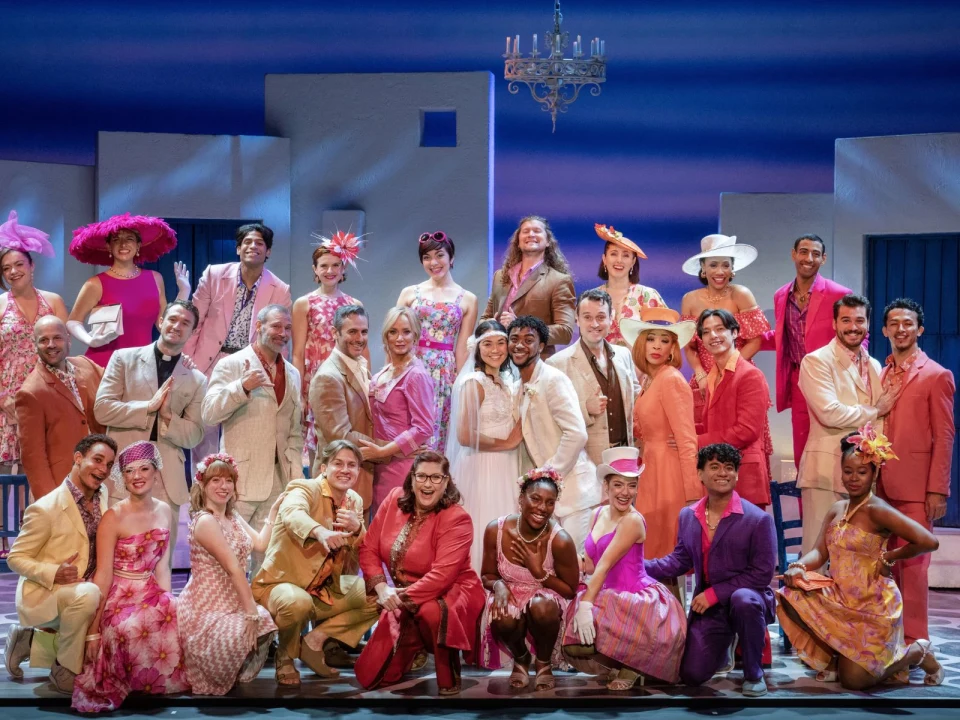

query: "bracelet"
left=787, top=561, right=807, bottom=572
left=85, top=633, right=101, bottom=642
left=263, top=520, right=274, bottom=527
left=879, top=551, right=896, bottom=568
left=533, top=569, right=553, bottom=584
left=244, top=612, right=260, bottom=622
left=694, top=370, right=708, bottom=382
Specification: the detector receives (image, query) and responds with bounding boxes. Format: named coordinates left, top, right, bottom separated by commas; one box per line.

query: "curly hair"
left=882, top=297, right=924, bottom=328
left=697, top=443, right=742, bottom=471
left=497, top=216, right=571, bottom=285
left=396, top=451, right=462, bottom=514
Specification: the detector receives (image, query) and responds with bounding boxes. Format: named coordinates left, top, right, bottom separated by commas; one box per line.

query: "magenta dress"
left=85, top=271, right=161, bottom=367
left=478, top=517, right=572, bottom=669
left=562, top=512, right=686, bottom=682
left=368, top=357, right=436, bottom=514
left=73, top=528, right=189, bottom=712
left=302, top=292, right=360, bottom=456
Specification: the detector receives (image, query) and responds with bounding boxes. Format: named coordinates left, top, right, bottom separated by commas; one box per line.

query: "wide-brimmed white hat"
left=681, top=234, right=758, bottom=276
left=620, top=307, right=697, bottom=351
left=596, top=446, right=645, bottom=485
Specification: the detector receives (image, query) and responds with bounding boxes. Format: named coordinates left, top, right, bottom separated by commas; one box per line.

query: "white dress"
left=447, top=370, right=521, bottom=571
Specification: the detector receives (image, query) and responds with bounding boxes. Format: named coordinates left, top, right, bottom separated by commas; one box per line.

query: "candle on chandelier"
left=576, top=34, right=582, bottom=57
left=515, top=35, right=520, bottom=55
left=506, top=36, right=511, bottom=55
left=555, top=33, right=561, bottom=55
left=533, top=33, right=538, bottom=54
left=600, top=39, right=605, bottom=55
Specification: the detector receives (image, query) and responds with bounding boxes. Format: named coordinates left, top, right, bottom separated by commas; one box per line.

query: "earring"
left=730, top=271, right=736, bottom=278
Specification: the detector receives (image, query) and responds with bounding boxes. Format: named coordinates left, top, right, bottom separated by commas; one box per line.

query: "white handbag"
left=88, top=303, right=124, bottom=342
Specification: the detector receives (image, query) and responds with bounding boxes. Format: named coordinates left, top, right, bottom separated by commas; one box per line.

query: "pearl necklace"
left=517, top=516, right=549, bottom=545
left=108, top=266, right=141, bottom=279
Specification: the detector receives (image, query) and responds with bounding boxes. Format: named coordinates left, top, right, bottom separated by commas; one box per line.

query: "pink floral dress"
left=302, top=291, right=360, bottom=455
left=178, top=511, right=277, bottom=695
left=411, top=286, right=464, bottom=451
left=596, top=283, right=667, bottom=347
left=73, top=528, right=189, bottom=712
left=0, top=292, right=54, bottom=466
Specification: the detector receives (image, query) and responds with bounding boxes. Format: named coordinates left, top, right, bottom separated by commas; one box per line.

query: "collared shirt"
left=579, top=338, right=627, bottom=446
left=253, top=344, right=287, bottom=406
left=706, top=350, right=741, bottom=402
left=882, top=348, right=920, bottom=437
left=692, top=491, right=744, bottom=607
left=839, top=344, right=873, bottom=395
left=151, top=344, right=181, bottom=441
left=332, top=346, right=370, bottom=395
left=65, top=478, right=103, bottom=580
left=46, top=360, right=83, bottom=410
left=502, top=260, right=543, bottom=314
left=305, top=475, right=361, bottom=604
left=784, top=282, right=809, bottom=366
left=223, top=272, right=262, bottom=351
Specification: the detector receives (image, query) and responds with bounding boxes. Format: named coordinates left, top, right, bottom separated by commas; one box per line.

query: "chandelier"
left=503, top=1, right=606, bottom=132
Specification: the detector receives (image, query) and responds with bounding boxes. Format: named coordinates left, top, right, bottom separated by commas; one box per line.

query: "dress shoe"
left=49, top=660, right=76, bottom=694
left=5, top=624, right=33, bottom=679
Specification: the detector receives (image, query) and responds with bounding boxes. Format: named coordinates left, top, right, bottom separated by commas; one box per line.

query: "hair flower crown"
left=195, top=453, right=239, bottom=484
left=848, top=422, right=899, bottom=467
left=517, top=465, right=565, bottom=499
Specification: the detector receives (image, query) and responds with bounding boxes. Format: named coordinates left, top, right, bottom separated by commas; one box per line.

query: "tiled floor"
left=1, top=571, right=958, bottom=705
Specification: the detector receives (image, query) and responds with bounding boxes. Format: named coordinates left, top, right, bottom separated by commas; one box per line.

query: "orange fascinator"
left=595, top=224, right=647, bottom=259
left=847, top=422, right=899, bottom=467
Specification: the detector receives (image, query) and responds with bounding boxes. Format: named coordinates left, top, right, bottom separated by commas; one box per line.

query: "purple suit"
left=645, top=494, right=776, bottom=685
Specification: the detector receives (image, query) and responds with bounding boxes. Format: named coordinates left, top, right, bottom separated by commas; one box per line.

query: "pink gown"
left=85, top=271, right=161, bottom=368
left=73, top=528, right=189, bottom=712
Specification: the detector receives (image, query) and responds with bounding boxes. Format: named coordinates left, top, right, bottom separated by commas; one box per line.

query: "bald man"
left=16, top=317, right=105, bottom=498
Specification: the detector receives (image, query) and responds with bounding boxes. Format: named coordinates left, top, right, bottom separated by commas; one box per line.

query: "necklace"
left=704, top=506, right=720, bottom=530
left=517, top=515, right=549, bottom=545
left=838, top=492, right=872, bottom=528
left=704, top=286, right=731, bottom=304
left=108, top=266, right=141, bottom=279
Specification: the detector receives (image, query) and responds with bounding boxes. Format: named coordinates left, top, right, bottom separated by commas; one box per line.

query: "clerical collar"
left=154, top=344, right=180, bottom=363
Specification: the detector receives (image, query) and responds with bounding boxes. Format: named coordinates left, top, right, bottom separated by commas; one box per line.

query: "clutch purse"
left=88, top=303, right=124, bottom=340
left=777, top=571, right=835, bottom=592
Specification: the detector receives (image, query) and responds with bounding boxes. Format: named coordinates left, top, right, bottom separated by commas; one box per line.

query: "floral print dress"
left=411, top=286, right=464, bottom=451
left=302, top=291, right=360, bottom=456
left=595, top=283, right=667, bottom=347
left=73, top=528, right=189, bottom=712
left=0, top=292, right=53, bottom=466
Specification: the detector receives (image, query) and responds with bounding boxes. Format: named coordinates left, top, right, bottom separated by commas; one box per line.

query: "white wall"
left=96, top=131, right=292, bottom=282
left=719, top=192, right=835, bottom=474
left=0, top=160, right=95, bottom=307
left=834, top=132, right=960, bottom=293
left=264, top=72, right=494, bottom=367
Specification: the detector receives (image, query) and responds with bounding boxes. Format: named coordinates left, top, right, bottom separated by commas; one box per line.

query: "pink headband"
left=609, top=458, right=641, bottom=474
left=0, top=210, right=55, bottom=258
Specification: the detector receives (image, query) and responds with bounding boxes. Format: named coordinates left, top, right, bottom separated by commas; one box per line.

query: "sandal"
left=411, top=649, right=429, bottom=672
left=438, top=684, right=461, bottom=696
left=276, top=659, right=301, bottom=687
left=509, top=651, right=532, bottom=689
left=534, top=658, right=555, bottom=691
left=607, top=668, right=643, bottom=691
left=816, top=658, right=839, bottom=682
left=916, top=640, right=945, bottom=686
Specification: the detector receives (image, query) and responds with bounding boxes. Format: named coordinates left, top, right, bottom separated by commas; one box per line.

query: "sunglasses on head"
left=419, top=231, right=448, bottom=245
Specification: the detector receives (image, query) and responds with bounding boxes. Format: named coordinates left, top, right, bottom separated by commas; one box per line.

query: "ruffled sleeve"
left=735, top=306, right=771, bottom=341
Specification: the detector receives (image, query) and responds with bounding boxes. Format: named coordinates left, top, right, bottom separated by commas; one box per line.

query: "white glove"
left=572, top=600, right=595, bottom=646
left=66, top=319, right=117, bottom=348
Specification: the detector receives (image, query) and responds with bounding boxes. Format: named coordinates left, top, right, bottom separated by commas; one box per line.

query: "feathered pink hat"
left=0, top=211, right=55, bottom=258
left=70, top=213, right=177, bottom=266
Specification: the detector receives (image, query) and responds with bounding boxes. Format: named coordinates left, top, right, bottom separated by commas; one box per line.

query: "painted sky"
left=2, top=0, right=960, bottom=306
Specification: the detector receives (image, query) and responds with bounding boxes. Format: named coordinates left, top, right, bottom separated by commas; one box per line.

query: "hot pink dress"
left=0, top=292, right=53, bottom=466
left=85, top=271, right=161, bottom=367
left=302, top=292, right=360, bottom=455
left=73, top=528, right=189, bottom=712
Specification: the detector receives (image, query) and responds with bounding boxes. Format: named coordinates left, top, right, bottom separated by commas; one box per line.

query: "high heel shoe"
left=916, top=640, right=945, bottom=686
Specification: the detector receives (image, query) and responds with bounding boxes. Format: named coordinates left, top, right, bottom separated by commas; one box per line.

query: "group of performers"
left=0, top=210, right=954, bottom=709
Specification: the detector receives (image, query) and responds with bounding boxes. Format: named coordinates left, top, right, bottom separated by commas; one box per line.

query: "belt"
left=418, top=338, right=454, bottom=351
left=220, top=345, right=244, bottom=354
left=114, top=569, right=152, bottom=581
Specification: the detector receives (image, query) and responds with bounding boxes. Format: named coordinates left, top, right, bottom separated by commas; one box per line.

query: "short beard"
left=511, top=353, right=540, bottom=370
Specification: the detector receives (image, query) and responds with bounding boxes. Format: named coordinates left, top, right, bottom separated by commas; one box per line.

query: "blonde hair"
left=631, top=328, right=682, bottom=377
left=381, top=306, right=421, bottom=357
left=189, top=460, right=239, bottom=517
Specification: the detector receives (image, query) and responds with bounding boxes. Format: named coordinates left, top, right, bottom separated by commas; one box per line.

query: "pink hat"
left=0, top=211, right=55, bottom=258
left=70, top=213, right=177, bottom=266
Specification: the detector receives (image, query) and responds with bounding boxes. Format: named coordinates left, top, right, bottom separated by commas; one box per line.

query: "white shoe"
left=742, top=676, right=768, bottom=697
left=4, top=624, right=33, bottom=679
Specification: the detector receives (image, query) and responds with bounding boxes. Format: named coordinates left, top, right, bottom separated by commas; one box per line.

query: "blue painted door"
left=867, top=233, right=960, bottom=527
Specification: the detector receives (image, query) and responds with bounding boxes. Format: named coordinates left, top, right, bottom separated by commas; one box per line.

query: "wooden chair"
left=769, top=479, right=803, bottom=649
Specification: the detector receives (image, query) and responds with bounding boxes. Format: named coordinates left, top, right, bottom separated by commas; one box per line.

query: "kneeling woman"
left=177, top=454, right=279, bottom=695
left=478, top=467, right=579, bottom=690
left=355, top=451, right=485, bottom=695
left=562, top=447, right=687, bottom=690
left=778, top=425, right=943, bottom=689
left=73, top=441, right=189, bottom=712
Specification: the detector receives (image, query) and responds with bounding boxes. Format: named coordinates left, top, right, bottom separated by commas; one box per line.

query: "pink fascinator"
left=0, top=211, right=55, bottom=258
left=847, top=422, right=899, bottom=467
left=311, top=230, right=365, bottom=270
left=111, top=441, right=164, bottom=484
left=70, top=213, right=177, bottom=266
left=517, top=466, right=565, bottom=499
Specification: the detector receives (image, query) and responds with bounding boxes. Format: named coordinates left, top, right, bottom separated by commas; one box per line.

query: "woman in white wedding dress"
left=446, top=320, right=524, bottom=570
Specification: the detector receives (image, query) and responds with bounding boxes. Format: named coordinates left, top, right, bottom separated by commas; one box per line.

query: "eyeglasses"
left=413, top=472, right=449, bottom=485
left=419, top=231, right=448, bottom=245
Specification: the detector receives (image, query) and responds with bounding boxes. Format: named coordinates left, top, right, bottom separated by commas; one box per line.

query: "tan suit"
left=308, top=350, right=375, bottom=508
left=7, top=479, right=106, bottom=674
left=252, top=476, right=377, bottom=661
left=481, top=265, right=576, bottom=356
left=16, top=358, right=104, bottom=499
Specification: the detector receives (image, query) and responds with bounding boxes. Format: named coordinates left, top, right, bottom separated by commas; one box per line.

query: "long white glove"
left=572, top=600, right=596, bottom=646
left=66, top=319, right=118, bottom=348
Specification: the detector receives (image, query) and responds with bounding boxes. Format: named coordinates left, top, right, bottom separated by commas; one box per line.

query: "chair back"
left=769, top=479, right=803, bottom=650
left=0, top=474, right=29, bottom=573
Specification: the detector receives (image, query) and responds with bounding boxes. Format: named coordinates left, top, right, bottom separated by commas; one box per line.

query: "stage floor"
left=1, top=572, right=958, bottom=708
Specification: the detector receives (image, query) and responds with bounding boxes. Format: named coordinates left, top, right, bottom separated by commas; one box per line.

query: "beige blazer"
left=201, top=345, right=304, bottom=503
left=547, top=341, right=639, bottom=465
left=798, top=337, right=883, bottom=493
left=7, top=479, right=107, bottom=626
left=94, top=343, right=208, bottom=506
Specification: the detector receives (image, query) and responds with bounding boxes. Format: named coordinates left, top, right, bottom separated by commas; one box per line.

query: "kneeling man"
left=5, top=434, right=117, bottom=692
left=645, top=443, right=776, bottom=697
left=252, top=439, right=378, bottom=686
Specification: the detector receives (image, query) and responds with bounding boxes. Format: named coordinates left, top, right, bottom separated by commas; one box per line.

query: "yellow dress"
left=777, top=521, right=908, bottom=679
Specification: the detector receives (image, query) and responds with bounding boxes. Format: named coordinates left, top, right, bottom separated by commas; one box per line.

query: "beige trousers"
left=801, top=487, right=846, bottom=560
left=235, top=464, right=287, bottom=576
left=559, top=504, right=601, bottom=554
left=30, top=581, right=102, bottom=675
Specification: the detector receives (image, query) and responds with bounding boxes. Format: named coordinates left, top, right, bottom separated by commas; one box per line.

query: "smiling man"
left=16, top=317, right=105, bottom=499
left=798, top=294, right=899, bottom=555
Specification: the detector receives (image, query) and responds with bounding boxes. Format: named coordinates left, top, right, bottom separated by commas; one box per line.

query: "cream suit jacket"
left=201, top=345, right=304, bottom=503
left=547, top=341, right=639, bottom=465
left=95, top=343, right=208, bottom=506
left=519, top=361, right=598, bottom=518
left=7, top=479, right=107, bottom=626
left=798, top=337, right=883, bottom=493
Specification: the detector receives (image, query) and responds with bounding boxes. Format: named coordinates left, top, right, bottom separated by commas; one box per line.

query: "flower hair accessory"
left=0, top=210, right=55, bottom=258
left=847, top=423, right=899, bottom=467
left=517, top=466, right=565, bottom=499
left=466, top=329, right=508, bottom=355
left=195, top=453, right=239, bottom=484
left=311, top=229, right=365, bottom=270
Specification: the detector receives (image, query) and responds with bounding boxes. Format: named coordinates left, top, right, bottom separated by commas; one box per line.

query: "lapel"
left=832, top=339, right=867, bottom=394
left=520, top=361, right=544, bottom=425
left=805, top=274, right=827, bottom=341
left=899, top=351, right=927, bottom=393
left=708, top=355, right=737, bottom=409
left=570, top=343, right=598, bottom=390
left=710, top=509, right=737, bottom=553
left=41, top=362, right=83, bottom=413
left=774, top=284, right=787, bottom=351
left=137, top=343, right=160, bottom=392
left=278, top=359, right=298, bottom=412
left=246, top=347, right=278, bottom=406
left=57, top=481, right=88, bottom=540
left=218, top=263, right=242, bottom=336
left=332, top=352, right=372, bottom=421
left=611, top=347, right=633, bottom=409
left=510, top=265, right=547, bottom=307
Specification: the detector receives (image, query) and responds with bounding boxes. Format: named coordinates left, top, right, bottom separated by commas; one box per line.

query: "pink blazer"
left=761, top=274, right=852, bottom=412
left=879, top=352, right=956, bottom=502
left=182, top=262, right=292, bottom=376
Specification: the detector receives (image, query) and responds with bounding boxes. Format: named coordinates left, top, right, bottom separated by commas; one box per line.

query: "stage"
left=1, top=573, right=958, bottom=710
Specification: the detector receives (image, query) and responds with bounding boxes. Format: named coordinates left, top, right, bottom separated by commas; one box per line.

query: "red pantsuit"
left=355, top=486, right=485, bottom=691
